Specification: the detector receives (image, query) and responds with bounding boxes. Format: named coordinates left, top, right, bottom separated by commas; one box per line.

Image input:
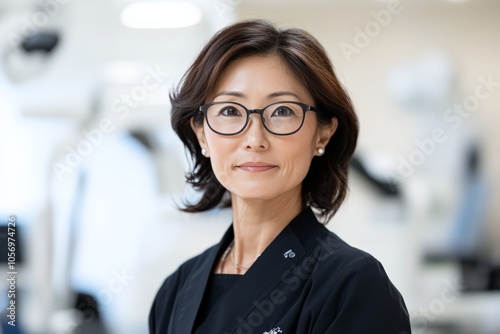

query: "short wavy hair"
left=171, top=19, right=359, bottom=223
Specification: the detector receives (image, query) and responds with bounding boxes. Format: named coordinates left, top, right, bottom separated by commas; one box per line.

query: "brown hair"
left=171, top=19, right=358, bottom=223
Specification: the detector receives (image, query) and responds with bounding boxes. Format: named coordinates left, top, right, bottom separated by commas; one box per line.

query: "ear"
left=315, top=117, right=338, bottom=154
left=190, top=117, right=210, bottom=157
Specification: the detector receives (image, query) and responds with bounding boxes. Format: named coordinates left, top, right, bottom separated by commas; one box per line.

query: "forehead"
left=210, top=54, right=313, bottom=103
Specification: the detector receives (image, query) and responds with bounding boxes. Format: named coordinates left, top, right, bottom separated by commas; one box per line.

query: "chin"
left=230, top=187, right=279, bottom=201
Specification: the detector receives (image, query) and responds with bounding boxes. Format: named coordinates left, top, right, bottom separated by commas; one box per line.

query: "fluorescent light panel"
left=121, top=2, right=202, bottom=29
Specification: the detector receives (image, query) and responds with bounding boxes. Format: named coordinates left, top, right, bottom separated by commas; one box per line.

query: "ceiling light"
left=121, top=2, right=202, bottom=29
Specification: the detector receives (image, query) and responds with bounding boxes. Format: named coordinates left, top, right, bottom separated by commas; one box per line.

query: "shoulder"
left=315, top=231, right=409, bottom=313
left=301, top=230, right=411, bottom=331
left=156, top=244, right=217, bottom=292
left=308, top=229, right=391, bottom=286
left=149, top=244, right=217, bottom=330
left=151, top=244, right=218, bottom=306
left=288, top=208, right=391, bottom=287
left=290, top=208, right=377, bottom=268
left=318, top=230, right=379, bottom=270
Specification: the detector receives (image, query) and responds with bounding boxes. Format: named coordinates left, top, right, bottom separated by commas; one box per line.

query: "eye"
left=271, top=106, right=296, bottom=117
left=219, top=106, right=242, bottom=117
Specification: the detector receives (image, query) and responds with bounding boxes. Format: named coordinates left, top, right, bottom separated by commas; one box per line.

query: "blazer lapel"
left=175, top=227, right=234, bottom=333
left=195, top=208, right=320, bottom=334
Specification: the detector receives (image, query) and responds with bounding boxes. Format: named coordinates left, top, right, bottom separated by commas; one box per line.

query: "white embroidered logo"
left=263, top=327, right=282, bottom=334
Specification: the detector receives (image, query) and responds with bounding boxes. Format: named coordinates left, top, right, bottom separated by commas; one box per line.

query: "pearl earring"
left=201, top=148, right=207, bottom=156
left=317, top=147, right=324, bottom=156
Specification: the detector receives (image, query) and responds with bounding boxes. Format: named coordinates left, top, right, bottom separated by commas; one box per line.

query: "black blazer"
left=149, top=208, right=411, bottom=334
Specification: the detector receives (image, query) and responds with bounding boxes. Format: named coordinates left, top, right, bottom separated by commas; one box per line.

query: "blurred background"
left=0, top=0, right=499, bottom=333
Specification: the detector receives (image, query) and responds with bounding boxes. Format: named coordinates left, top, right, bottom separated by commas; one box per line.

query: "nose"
left=241, top=113, right=269, bottom=151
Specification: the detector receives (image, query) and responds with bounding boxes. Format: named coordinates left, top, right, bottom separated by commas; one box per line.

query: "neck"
left=225, top=189, right=303, bottom=274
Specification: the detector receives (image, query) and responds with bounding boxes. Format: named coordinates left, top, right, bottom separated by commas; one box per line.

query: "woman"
left=149, top=20, right=411, bottom=334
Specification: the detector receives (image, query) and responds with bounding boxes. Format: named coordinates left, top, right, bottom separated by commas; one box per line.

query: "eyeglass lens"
left=205, top=102, right=305, bottom=135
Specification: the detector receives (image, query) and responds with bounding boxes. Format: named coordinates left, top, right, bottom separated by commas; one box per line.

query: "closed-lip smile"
left=236, top=161, right=277, bottom=172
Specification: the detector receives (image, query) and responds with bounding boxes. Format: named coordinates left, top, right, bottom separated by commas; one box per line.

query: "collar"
left=178, top=207, right=329, bottom=334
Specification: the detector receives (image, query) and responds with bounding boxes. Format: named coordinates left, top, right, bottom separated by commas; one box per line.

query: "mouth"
left=236, top=162, right=277, bottom=172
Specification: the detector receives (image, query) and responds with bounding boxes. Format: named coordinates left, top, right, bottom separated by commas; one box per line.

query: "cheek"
left=290, top=123, right=318, bottom=157
left=205, top=135, right=236, bottom=182
left=279, top=137, right=316, bottom=179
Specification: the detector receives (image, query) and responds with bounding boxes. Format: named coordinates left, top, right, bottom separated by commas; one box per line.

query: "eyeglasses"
left=198, top=101, right=318, bottom=136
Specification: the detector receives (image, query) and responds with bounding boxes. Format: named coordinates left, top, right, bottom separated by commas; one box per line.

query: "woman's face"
left=192, top=55, right=337, bottom=204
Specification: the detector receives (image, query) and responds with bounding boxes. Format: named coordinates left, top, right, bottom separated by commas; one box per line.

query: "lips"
left=236, top=161, right=277, bottom=172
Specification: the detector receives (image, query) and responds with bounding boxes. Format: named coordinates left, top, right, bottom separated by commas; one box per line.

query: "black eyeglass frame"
left=198, top=101, right=319, bottom=136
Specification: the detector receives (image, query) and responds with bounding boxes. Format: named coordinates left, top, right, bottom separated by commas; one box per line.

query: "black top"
left=149, top=208, right=411, bottom=334
left=193, top=274, right=242, bottom=330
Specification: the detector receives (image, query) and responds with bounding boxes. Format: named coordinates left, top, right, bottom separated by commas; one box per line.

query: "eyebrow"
left=268, top=91, right=301, bottom=99
left=214, top=90, right=301, bottom=100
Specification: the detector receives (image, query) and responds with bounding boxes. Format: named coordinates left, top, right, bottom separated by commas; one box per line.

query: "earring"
left=317, top=147, right=324, bottom=156
left=201, top=148, right=207, bottom=156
